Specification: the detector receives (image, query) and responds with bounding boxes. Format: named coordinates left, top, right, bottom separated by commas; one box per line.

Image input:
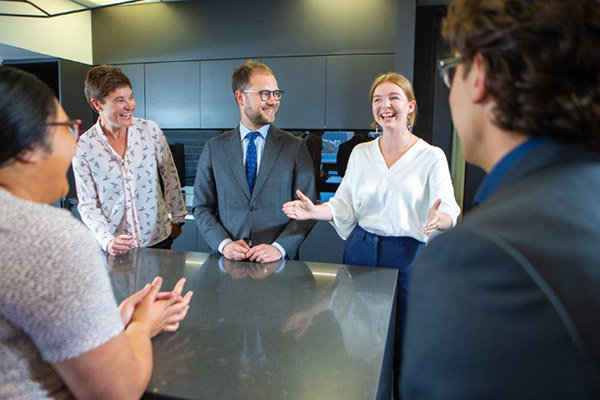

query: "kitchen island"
left=107, top=248, right=397, bottom=400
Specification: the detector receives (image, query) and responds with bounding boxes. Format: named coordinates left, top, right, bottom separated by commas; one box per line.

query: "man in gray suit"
left=401, top=0, right=600, bottom=399
left=193, top=60, right=316, bottom=262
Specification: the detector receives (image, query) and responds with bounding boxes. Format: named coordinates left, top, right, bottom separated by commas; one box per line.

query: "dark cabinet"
left=145, top=61, right=200, bottom=128
left=325, top=54, right=395, bottom=129
left=266, top=56, right=326, bottom=130
left=114, top=63, right=145, bottom=119
left=110, top=54, right=396, bottom=130
left=200, top=58, right=244, bottom=129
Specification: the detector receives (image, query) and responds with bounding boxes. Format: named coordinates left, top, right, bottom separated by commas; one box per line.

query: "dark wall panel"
left=267, top=56, right=326, bottom=130
left=92, top=0, right=397, bottom=64
left=115, top=63, right=145, bottom=119
left=326, top=54, right=395, bottom=129
left=145, top=61, right=200, bottom=129
left=200, top=59, right=244, bottom=130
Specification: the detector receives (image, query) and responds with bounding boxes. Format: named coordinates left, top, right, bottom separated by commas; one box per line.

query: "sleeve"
left=401, top=228, right=583, bottom=399
left=153, top=123, right=187, bottom=223
left=192, top=141, right=233, bottom=252
left=72, top=145, right=115, bottom=251
left=427, top=148, right=461, bottom=226
left=1, top=217, right=123, bottom=363
left=325, top=149, right=358, bottom=240
left=272, top=140, right=317, bottom=259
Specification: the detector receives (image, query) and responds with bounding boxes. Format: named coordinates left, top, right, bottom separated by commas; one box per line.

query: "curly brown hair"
left=231, top=59, right=274, bottom=95
left=84, top=65, right=132, bottom=111
left=443, top=0, right=600, bottom=150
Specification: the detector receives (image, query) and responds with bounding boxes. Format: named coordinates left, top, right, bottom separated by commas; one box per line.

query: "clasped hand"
left=222, top=240, right=282, bottom=263
left=119, top=276, right=193, bottom=337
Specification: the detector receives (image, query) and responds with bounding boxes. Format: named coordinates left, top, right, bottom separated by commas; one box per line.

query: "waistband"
left=353, top=225, right=424, bottom=245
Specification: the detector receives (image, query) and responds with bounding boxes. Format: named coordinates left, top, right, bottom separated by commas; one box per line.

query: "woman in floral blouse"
left=73, top=65, right=187, bottom=256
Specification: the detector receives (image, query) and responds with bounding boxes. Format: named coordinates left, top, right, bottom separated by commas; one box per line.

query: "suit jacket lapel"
left=252, top=126, right=283, bottom=200
left=224, top=128, right=252, bottom=200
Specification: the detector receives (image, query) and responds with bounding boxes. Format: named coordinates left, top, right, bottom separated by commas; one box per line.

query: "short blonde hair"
left=369, top=72, right=418, bottom=131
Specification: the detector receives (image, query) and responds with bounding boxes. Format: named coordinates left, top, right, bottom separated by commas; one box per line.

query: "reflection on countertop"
left=107, top=248, right=397, bottom=400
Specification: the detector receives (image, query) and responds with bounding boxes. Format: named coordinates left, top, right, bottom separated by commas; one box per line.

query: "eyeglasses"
left=46, top=119, right=82, bottom=140
left=437, top=56, right=463, bottom=89
left=243, top=89, right=285, bottom=101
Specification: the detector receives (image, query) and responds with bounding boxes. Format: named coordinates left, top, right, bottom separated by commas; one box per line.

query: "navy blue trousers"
left=343, top=225, right=424, bottom=399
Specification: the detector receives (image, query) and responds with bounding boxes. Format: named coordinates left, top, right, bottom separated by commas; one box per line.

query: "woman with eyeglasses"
left=72, top=65, right=187, bottom=257
left=0, top=66, right=192, bottom=398
left=283, top=71, right=460, bottom=390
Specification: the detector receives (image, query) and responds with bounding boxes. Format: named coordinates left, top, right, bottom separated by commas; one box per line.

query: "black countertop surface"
left=107, top=248, right=397, bottom=400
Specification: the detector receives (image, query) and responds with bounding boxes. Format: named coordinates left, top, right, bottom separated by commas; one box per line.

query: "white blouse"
left=73, top=118, right=186, bottom=251
left=325, top=138, right=460, bottom=243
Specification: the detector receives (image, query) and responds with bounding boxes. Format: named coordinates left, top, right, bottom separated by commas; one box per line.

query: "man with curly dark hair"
left=401, top=0, right=600, bottom=399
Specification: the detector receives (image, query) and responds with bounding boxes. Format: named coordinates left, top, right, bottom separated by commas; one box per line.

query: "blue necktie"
left=245, top=131, right=259, bottom=194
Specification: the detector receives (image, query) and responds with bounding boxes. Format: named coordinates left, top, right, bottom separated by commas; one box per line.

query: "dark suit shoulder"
left=207, top=129, right=238, bottom=145
left=403, top=225, right=590, bottom=399
left=269, top=125, right=304, bottom=145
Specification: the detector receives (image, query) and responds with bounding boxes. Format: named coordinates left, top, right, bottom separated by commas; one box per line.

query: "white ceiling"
left=0, top=0, right=186, bottom=18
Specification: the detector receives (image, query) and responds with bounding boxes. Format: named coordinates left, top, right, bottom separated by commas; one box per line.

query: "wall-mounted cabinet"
left=115, top=63, right=145, bottom=119
left=200, top=58, right=244, bottom=130
left=145, top=61, right=200, bottom=129
left=116, top=54, right=393, bottom=130
left=326, top=54, right=395, bottom=129
left=267, top=56, right=326, bottom=130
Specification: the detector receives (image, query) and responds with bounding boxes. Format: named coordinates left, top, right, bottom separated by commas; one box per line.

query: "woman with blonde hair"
left=283, top=71, right=460, bottom=389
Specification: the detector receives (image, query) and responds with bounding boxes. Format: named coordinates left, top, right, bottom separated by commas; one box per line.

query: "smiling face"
left=237, top=71, right=279, bottom=130
left=371, top=81, right=416, bottom=132
left=94, top=85, right=136, bottom=133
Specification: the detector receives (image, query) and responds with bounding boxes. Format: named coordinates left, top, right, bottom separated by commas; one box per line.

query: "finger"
left=134, top=283, right=151, bottom=302
left=156, top=291, right=177, bottom=301
left=246, top=246, right=260, bottom=258
left=143, top=276, right=163, bottom=304
left=111, top=241, right=131, bottom=250
left=172, top=278, right=186, bottom=296
left=236, top=241, right=251, bottom=251
left=248, top=252, right=261, bottom=262
left=180, top=291, right=193, bottom=306
left=296, top=189, right=307, bottom=201
left=432, top=198, right=442, bottom=211
left=162, top=323, right=180, bottom=333
left=234, top=249, right=250, bottom=260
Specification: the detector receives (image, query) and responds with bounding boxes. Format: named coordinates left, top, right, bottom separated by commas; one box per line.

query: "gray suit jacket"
left=193, top=125, right=316, bottom=259
left=401, top=140, right=600, bottom=399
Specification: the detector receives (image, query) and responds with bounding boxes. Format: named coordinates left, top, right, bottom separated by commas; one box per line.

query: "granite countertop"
left=107, top=248, right=397, bottom=400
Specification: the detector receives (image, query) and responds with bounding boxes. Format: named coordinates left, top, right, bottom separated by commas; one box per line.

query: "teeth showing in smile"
left=380, top=112, right=396, bottom=120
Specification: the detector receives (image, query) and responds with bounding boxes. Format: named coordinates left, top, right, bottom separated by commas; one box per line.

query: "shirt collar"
left=239, top=123, right=270, bottom=141
left=474, top=137, right=547, bottom=204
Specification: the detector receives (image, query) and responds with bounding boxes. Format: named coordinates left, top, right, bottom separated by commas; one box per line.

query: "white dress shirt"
left=217, top=123, right=286, bottom=258
left=325, top=138, right=460, bottom=243
left=73, top=118, right=187, bottom=251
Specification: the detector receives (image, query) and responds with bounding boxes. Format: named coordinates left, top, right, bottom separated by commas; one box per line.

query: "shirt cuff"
left=218, top=238, right=232, bottom=254
left=272, top=242, right=286, bottom=259
left=100, top=234, right=115, bottom=253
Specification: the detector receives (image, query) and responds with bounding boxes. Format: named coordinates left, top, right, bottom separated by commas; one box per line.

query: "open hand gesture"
left=424, top=199, right=442, bottom=236
left=282, top=190, right=317, bottom=220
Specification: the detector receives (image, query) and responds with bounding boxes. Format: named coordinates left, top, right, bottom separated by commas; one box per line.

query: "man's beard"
left=244, top=105, right=276, bottom=126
